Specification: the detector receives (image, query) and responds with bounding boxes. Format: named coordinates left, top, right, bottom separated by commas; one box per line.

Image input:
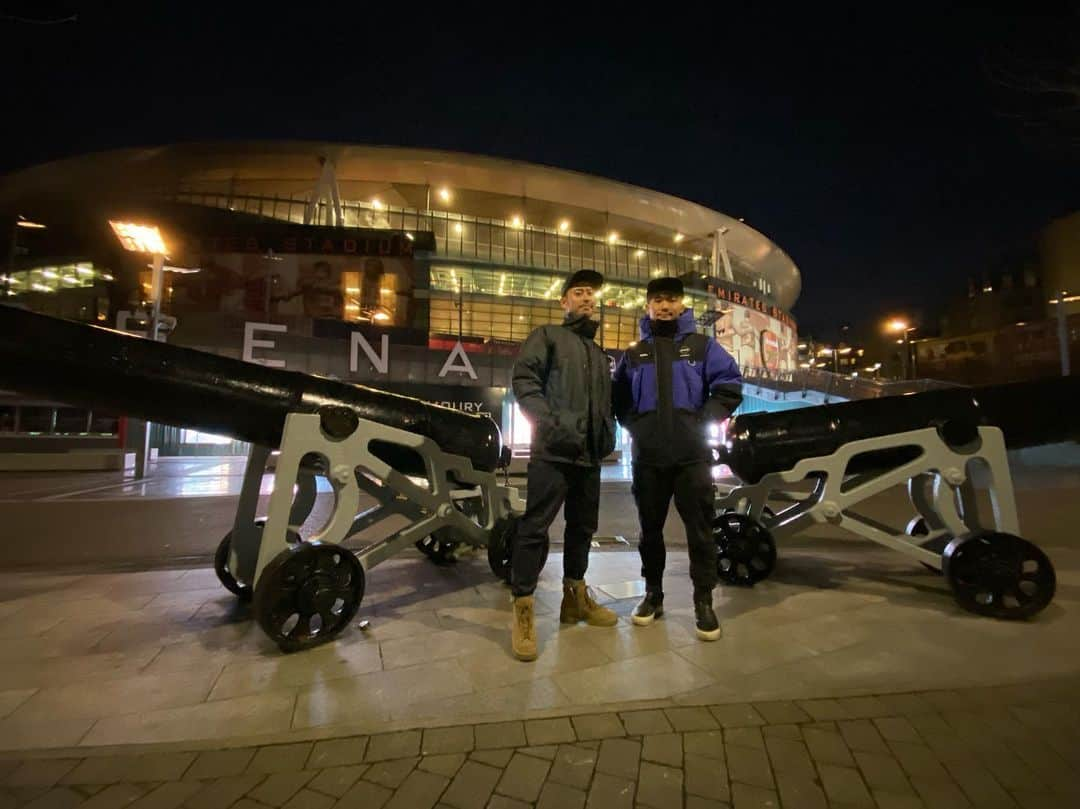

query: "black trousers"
left=631, top=461, right=717, bottom=593
left=511, top=459, right=600, bottom=597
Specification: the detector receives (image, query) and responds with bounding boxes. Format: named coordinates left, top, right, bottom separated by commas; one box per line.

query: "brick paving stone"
left=535, top=781, right=585, bottom=809
left=910, top=775, right=972, bottom=808
left=585, top=773, right=634, bottom=809
left=764, top=737, right=816, bottom=781
left=595, top=739, right=640, bottom=781
left=641, top=734, right=683, bottom=768
left=247, top=745, right=313, bottom=775
left=707, top=704, right=764, bottom=729
left=685, top=798, right=731, bottom=809
left=774, top=771, right=828, bottom=809
left=666, top=707, right=720, bottom=731
left=423, top=727, right=474, bottom=756
left=418, top=755, right=467, bottom=778
left=872, top=791, right=926, bottom=809
left=762, top=724, right=802, bottom=741
left=571, top=713, right=625, bottom=741
left=684, top=753, right=730, bottom=802
left=307, top=738, right=367, bottom=770
left=635, top=762, right=682, bottom=809
left=524, top=718, right=575, bottom=746
left=127, top=782, right=203, bottom=809
left=485, top=798, right=530, bottom=809
left=494, top=754, right=549, bottom=803
left=724, top=727, right=765, bottom=751
left=440, top=761, right=501, bottom=809
left=838, top=696, right=892, bottom=718
left=819, top=764, right=874, bottom=807
left=618, top=710, right=672, bottom=736
left=280, top=790, right=334, bottom=809
left=22, top=787, right=85, bottom=809
left=225, top=801, right=267, bottom=809
left=943, top=759, right=1022, bottom=808
left=307, top=767, right=367, bottom=799
left=730, top=782, right=779, bottom=809
left=384, top=770, right=449, bottom=809
left=366, top=732, right=421, bottom=762
left=977, top=745, right=1047, bottom=793
left=887, top=741, right=950, bottom=781
left=468, top=751, right=513, bottom=769
left=874, top=717, right=923, bottom=743
left=185, top=750, right=256, bottom=781
left=839, top=719, right=890, bottom=754
left=334, top=779, right=391, bottom=809
left=907, top=712, right=957, bottom=743
left=853, top=750, right=912, bottom=794
left=876, top=694, right=936, bottom=716
left=138, top=755, right=201, bottom=784
left=547, top=745, right=596, bottom=791
left=363, top=759, right=418, bottom=790
left=802, top=726, right=855, bottom=767
left=75, top=783, right=144, bottom=809
left=753, top=701, right=812, bottom=725
left=797, top=699, right=855, bottom=722
left=520, top=746, right=558, bottom=761
left=185, top=776, right=264, bottom=809
left=684, top=730, right=725, bottom=761
left=247, top=772, right=316, bottom=807
left=473, top=723, right=526, bottom=751
left=726, top=744, right=773, bottom=790
left=7, top=761, right=80, bottom=788
left=59, top=758, right=135, bottom=786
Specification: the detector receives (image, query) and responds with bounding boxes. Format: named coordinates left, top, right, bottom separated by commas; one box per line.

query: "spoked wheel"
left=214, top=532, right=252, bottom=602
left=416, top=529, right=463, bottom=565
left=943, top=531, right=1056, bottom=620
left=215, top=520, right=302, bottom=601
left=253, top=542, right=365, bottom=652
left=905, top=517, right=950, bottom=572
left=487, top=516, right=518, bottom=583
left=713, top=512, right=776, bottom=587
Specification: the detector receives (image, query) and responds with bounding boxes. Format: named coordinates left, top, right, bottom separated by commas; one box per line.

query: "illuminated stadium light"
left=109, top=221, right=167, bottom=254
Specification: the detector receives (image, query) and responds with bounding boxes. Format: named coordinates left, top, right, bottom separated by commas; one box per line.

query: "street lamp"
left=886, top=319, right=917, bottom=379
left=109, top=221, right=168, bottom=341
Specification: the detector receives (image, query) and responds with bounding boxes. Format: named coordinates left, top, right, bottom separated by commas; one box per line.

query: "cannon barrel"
left=0, top=305, right=502, bottom=473
left=723, top=376, right=1080, bottom=484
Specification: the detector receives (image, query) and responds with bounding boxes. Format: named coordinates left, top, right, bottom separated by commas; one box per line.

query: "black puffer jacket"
left=511, top=315, right=616, bottom=467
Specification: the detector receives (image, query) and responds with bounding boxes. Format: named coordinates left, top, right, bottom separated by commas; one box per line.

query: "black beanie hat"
left=646, top=277, right=684, bottom=298
left=561, top=269, right=604, bottom=296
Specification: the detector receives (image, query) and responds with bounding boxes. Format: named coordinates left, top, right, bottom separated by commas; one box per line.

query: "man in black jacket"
left=509, top=269, right=618, bottom=661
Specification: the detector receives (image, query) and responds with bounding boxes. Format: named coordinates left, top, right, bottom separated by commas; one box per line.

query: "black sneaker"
left=694, top=595, right=721, bottom=641
left=631, top=590, right=664, bottom=626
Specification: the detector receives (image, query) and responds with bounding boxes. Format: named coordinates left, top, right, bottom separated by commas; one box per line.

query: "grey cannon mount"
left=714, top=376, right=1080, bottom=619
left=0, top=305, right=525, bottom=652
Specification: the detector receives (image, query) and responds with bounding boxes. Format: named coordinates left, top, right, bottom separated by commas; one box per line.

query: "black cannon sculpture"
left=714, top=376, right=1080, bottom=619
left=0, top=305, right=524, bottom=651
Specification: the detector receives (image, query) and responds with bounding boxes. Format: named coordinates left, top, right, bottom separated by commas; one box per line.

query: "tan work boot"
left=560, top=580, right=618, bottom=627
left=512, top=596, right=538, bottom=661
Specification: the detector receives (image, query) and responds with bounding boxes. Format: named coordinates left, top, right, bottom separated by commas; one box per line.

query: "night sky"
left=2, top=4, right=1077, bottom=339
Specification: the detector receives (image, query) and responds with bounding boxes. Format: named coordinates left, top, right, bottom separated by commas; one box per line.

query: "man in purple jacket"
left=612, top=277, right=744, bottom=640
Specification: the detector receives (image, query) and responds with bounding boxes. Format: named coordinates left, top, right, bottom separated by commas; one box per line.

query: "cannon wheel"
left=214, top=532, right=252, bottom=602
left=253, top=542, right=365, bottom=653
left=943, top=531, right=1056, bottom=620
left=905, top=517, right=950, bottom=572
left=215, top=520, right=302, bottom=601
left=415, top=528, right=463, bottom=565
left=487, top=516, right=517, bottom=583
left=713, top=512, right=776, bottom=587
left=486, top=516, right=548, bottom=584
